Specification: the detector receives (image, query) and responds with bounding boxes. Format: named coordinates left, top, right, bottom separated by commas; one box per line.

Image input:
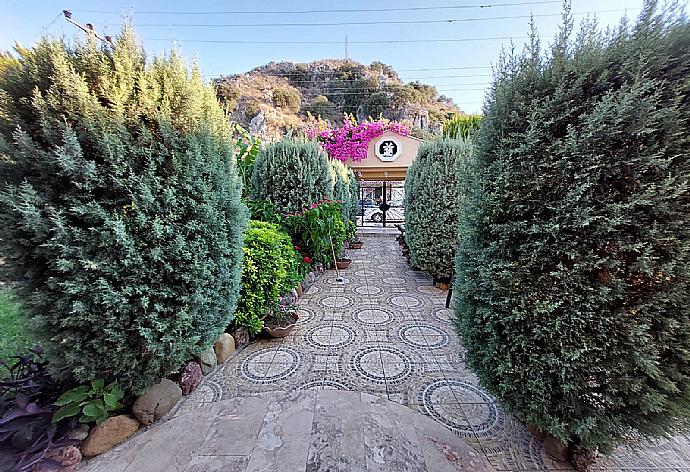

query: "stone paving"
left=80, top=390, right=496, bottom=472
left=87, top=234, right=690, bottom=471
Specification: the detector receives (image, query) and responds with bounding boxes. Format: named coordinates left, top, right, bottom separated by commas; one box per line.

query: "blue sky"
left=0, top=0, right=651, bottom=114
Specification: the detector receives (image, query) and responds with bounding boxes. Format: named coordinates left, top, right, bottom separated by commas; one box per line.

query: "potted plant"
left=349, top=239, right=363, bottom=249
left=335, top=258, right=352, bottom=269
left=263, top=296, right=299, bottom=338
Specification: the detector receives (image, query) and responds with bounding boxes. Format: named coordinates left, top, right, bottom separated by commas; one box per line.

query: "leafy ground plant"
left=0, top=349, right=78, bottom=471
left=53, top=379, right=125, bottom=425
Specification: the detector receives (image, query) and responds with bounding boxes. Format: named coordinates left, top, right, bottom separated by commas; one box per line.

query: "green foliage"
left=233, top=220, right=301, bottom=336
left=233, top=124, right=262, bottom=198
left=454, top=3, right=690, bottom=454
left=251, top=140, right=333, bottom=213
left=246, top=199, right=284, bottom=226
left=442, top=114, right=481, bottom=139
left=284, top=201, right=346, bottom=265
left=303, top=95, right=338, bottom=121
left=0, top=289, right=29, bottom=365
left=0, top=29, right=247, bottom=393
left=329, top=160, right=359, bottom=241
left=53, top=379, right=124, bottom=425
left=272, top=86, right=301, bottom=113
left=404, top=139, right=474, bottom=278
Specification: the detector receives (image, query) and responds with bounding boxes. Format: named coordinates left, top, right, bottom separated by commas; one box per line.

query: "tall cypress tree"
left=455, top=1, right=690, bottom=457
left=0, top=29, right=247, bottom=392
left=405, top=139, right=474, bottom=279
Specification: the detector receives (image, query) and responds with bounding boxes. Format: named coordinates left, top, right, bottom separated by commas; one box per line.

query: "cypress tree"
left=0, top=29, right=247, bottom=392
left=455, top=1, right=690, bottom=456
left=405, top=139, right=474, bottom=279
left=251, top=140, right=333, bottom=213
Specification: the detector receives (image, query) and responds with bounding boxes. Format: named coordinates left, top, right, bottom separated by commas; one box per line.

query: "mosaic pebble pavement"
left=176, top=234, right=690, bottom=472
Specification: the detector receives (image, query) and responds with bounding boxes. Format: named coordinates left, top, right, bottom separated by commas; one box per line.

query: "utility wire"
left=72, top=1, right=562, bottom=15
left=145, top=36, right=525, bottom=45
left=126, top=9, right=633, bottom=28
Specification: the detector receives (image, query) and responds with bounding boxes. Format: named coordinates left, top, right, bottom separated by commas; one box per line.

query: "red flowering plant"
left=283, top=199, right=346, bottom=265
left=306, top=113, right=409, bottom=162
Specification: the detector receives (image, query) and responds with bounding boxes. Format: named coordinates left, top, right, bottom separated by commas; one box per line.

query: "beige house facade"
left=345, top=130, right=423, bottom=181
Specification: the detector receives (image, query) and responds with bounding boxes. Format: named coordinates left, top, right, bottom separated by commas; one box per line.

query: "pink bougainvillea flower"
left=303, top=256, right=312, bottom=263
left=294, top=245, right=301, bottom=251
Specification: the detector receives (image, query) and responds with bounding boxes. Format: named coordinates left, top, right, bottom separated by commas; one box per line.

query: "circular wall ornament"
left=375, top=136, right=402, bottom=162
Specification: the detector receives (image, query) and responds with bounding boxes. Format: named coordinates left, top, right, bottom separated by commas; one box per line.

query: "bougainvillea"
left=306, top=113, right=409, bottom=162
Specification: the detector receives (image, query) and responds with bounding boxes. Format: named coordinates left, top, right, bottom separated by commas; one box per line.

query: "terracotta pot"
left=349, top=241, right=363, bottom=249
left=263, top=312, right=299, bottom=338
left=335, top=258, right=352, bottom=270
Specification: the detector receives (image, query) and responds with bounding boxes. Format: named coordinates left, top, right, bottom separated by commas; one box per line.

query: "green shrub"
left=0, top=29, right=247, bottom=392
left=234, top=221, right=301, bottom=336
left=284, top=201, right=346, bottom=265
left=329, top=159, right=359, bottom=240
left=272, top=86, right=301, bottom=113
left=251, top=140, right=333, bottom=213
left=454, top=4, right=690, bottom=455
left=442, top=114, right=481, bottom=139
left=404, top=139, right=473, bottom=278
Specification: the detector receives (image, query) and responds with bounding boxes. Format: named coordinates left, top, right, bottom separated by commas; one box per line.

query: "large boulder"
left=132, top=379, right=182, bottom=426
left=81, top=416, right=139, bottom=457
left=214, top=333, right=236, bottom=365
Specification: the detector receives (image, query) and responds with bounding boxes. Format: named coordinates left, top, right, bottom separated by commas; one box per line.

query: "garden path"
left=84, top=234, right=690, bottom=471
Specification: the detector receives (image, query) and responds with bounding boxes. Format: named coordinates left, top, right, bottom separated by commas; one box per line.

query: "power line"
left=398, top=66, right=491, bottom=71
left=145, top=36, right=525, bottom=45
left=124, top=9, right=633, bottom=28
left=72, top=1, right=561, bottom=16
left=212, top=75, right=491, bottom=82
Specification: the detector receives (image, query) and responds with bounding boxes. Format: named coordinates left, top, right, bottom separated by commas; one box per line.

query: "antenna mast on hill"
left=345, top=34, right=350, bottom=60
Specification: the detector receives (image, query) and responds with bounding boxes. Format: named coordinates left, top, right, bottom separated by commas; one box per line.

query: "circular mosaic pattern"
left=296, top=307, right=316, bottom=325
left=354, top=285, right=384, bottom=296
left=297, top=380, right=349, bottom=391
left=319, top=295, right=352, bottom=309
left=398, top=324, right=450, bottom=349
left=418, top=379, right=502, bottom=436
left=416, top=285, right=444, bottom=295
left=305, top=325, right=355, bottom=349
left=240, top=347, right=301, bottom=384
left=354, top=269, right=382, bottom=277
left=325, top=276, right=350, bottom=285
left=381, top=276, right=406, bottom=286
left=387, top=295, right=424, bottom=309
left=350, top=346, right=412, bottom=384
left=304, top=284, right=323, bottom=295
left=430, top=306, right=454, bottom=324
left=351, top=307, right=394, bottom=326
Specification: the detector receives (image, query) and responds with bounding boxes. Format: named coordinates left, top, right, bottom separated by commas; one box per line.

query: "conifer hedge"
left=0, top=30, right=247, bottom=392
left=454, top=3, right=690, bottom=456
left=251, top=140, right=333, bottom=213
left=404, top=139, right=473, bottom=279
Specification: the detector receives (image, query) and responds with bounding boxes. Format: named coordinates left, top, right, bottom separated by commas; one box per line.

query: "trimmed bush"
left=251, top=140, right=333, bottom=213
left=330, top=159, right=359, bottom=239
left=0, top=30, right=247, bottom=392
left=233, top=221, right=301, bottom=336
left=404, top=139, right=473, bottom=278
left=454, top=5, right=690, bottom=456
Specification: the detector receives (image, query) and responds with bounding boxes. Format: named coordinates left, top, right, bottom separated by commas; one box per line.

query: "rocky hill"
left=213, top=59, right=461, bottom=141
